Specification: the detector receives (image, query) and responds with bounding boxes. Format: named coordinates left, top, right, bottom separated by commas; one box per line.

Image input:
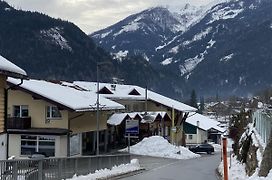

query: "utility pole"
left=96, top=64, right=100, bottom=155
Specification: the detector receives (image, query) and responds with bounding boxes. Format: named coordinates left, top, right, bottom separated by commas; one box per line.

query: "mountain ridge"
left=90, top=0, right=272, bottom=98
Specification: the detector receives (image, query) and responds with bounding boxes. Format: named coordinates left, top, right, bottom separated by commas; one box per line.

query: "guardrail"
left=252, top=110, right=272, bottom=145
left=0, top=154, right=130, bottom=180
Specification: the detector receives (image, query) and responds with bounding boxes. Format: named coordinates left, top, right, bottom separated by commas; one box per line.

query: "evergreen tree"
left=190, top=89, right=198, bottom=109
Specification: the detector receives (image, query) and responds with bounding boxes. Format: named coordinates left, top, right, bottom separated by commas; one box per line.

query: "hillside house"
left=74, top=82, right=197, bottom=145
left=0, top=55, right=27, bottom=160
left=6, top=78, right=124, bottom=158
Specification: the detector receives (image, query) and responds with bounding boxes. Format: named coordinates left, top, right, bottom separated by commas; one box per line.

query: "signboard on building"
left=125, top=119, right=139, bottom=134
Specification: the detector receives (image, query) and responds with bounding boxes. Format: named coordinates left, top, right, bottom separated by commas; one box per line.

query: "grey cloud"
left=7, top=0, right=213, bottom=33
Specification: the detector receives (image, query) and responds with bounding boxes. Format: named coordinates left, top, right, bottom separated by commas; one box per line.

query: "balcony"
left=7, top=117, right=31, bottom=129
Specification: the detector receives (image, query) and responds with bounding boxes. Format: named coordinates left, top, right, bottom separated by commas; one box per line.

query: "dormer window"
left=128, top=89, right=141, bottom=96
left=98, top=86, right=113, bottom=94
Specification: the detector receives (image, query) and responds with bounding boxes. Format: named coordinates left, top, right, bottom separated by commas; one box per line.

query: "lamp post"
left=96, top=61, right=111, bottom=155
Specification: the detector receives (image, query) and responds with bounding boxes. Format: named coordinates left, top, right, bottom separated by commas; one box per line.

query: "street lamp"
left=96, top=61, right=111, bottom=155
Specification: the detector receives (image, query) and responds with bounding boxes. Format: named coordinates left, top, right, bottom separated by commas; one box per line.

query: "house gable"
left=128, top=89, right=141, bottom=96
left=98, top=86, right=113, bottom=94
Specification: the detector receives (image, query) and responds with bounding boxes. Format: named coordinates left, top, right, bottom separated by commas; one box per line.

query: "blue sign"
left=125, top=119, right=139, bottom=134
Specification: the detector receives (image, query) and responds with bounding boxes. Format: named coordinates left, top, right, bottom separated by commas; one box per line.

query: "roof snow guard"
left=0, top=55, right=27, bottom=78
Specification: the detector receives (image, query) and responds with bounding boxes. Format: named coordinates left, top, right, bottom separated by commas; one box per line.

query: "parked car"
left=189, top=144, right=215, bottom=154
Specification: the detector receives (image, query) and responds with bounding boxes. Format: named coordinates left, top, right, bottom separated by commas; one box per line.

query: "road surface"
left=121, top=153, right=221, bottom=180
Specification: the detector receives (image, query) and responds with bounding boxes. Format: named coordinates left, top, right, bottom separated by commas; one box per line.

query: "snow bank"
left=218, top=156, right=272, bottom=180
left=120, top=136, right=200, bottom=159
left=68, top=159, right=141, bottom=180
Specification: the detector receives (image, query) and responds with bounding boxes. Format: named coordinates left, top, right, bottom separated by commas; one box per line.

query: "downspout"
left=5, top=79, right=24, bottom=159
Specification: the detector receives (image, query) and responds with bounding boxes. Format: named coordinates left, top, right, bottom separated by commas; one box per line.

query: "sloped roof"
left=8, top=78, right=124, bottom=112
left=74, top=81, right=197, bottom=112
left=186, top=113, right=225, bottom=133
left=107, top=111, right=170, bottom=125
left=0, top=55, right=27, bottom=78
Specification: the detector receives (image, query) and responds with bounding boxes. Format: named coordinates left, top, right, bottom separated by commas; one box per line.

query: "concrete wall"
left=8, top=90, right=68, bottom=129
left=0, top=75, right=6, bottom=133
left=0, top=133, right=7, bottom=160
left=9, top=134, right=20, bottom=157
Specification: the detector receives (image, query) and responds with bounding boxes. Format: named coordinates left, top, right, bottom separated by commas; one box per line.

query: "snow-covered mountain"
left=91, top=4, right=211, bottom=62
left=91, top=0, right=272, bottom=98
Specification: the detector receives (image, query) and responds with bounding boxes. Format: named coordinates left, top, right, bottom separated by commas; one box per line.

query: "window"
left=189, top=135, right=193, bottom=140
left=13, top=105, right=29, bottom=117
left=46, top=106, right=61, bottom=119
left=21, top=135, right=55, bottom=156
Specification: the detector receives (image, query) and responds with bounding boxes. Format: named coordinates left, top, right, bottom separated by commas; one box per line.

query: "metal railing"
left=252, top=110, right=272, bottom=145
left=0, top=154, right=130, bottom=180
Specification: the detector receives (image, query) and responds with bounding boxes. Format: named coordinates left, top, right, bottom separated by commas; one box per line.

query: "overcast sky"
left=7, top=0, right=214, bottom=34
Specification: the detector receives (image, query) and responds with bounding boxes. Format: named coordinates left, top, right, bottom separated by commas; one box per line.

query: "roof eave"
left=0, top=69, right=28, bottom=79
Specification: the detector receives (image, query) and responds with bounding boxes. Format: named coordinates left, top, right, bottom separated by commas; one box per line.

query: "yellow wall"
left=69, top=111, right=110, bottom=134
left=8, top=90, right=68, bottom=129
left=0, top=75, right=6, bottom=133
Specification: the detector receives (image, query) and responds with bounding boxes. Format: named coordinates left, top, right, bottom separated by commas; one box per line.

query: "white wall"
left=0, top=133, right=7, bottom=160
left=186, top=128, right=208, bottom=144
left=9, top=134, right=21, bottom=158
left=9, top=134, right=68, bottom=158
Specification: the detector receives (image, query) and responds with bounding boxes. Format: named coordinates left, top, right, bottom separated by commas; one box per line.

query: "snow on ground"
left=218, top=156, right=272, bottom=180
left=218, top=125, right=271, bottom=179
left=120, top=136, right=200, bottom=159
left=68, top=159, right=141, bottom=180
left=161, top=57, right=173, bottom=65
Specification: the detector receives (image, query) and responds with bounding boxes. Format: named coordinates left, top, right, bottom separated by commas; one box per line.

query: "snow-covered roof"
left=186, top=113, right=225, bottom=133
left=107, top=113, right=129, bottom=126
left=74, top=81, right=196, bottom=112
left=8, top=78, right=124, bottom=112
left=107, top=111, right=170, bottom=125
left=0, top=55, right=27, bottom=77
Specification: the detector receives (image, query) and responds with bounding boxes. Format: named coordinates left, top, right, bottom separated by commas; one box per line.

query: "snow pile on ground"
left=68, top=159, right=141, bottom=180
left=218, top=156, right=272, bottom=180
left=120, top=136, right=200, bottom=159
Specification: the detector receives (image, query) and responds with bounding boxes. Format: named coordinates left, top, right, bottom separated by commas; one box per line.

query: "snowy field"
left=120, top=136, right=200, bottom=159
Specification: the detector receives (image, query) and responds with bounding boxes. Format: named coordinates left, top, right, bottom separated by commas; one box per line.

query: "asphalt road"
left=121, top=153, right=221, bottom=180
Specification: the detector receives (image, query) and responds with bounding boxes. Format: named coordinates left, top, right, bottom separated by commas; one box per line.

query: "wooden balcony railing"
left=7, top=117, right=31, bottom=129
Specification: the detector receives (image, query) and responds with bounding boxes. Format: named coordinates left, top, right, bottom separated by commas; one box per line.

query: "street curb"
left=97, top=168, right=146, bottom=180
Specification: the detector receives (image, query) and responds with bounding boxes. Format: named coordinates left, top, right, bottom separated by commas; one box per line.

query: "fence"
left=252, top=110, right=272, bottom=145
left=0, top=154, right=130, bottom=180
